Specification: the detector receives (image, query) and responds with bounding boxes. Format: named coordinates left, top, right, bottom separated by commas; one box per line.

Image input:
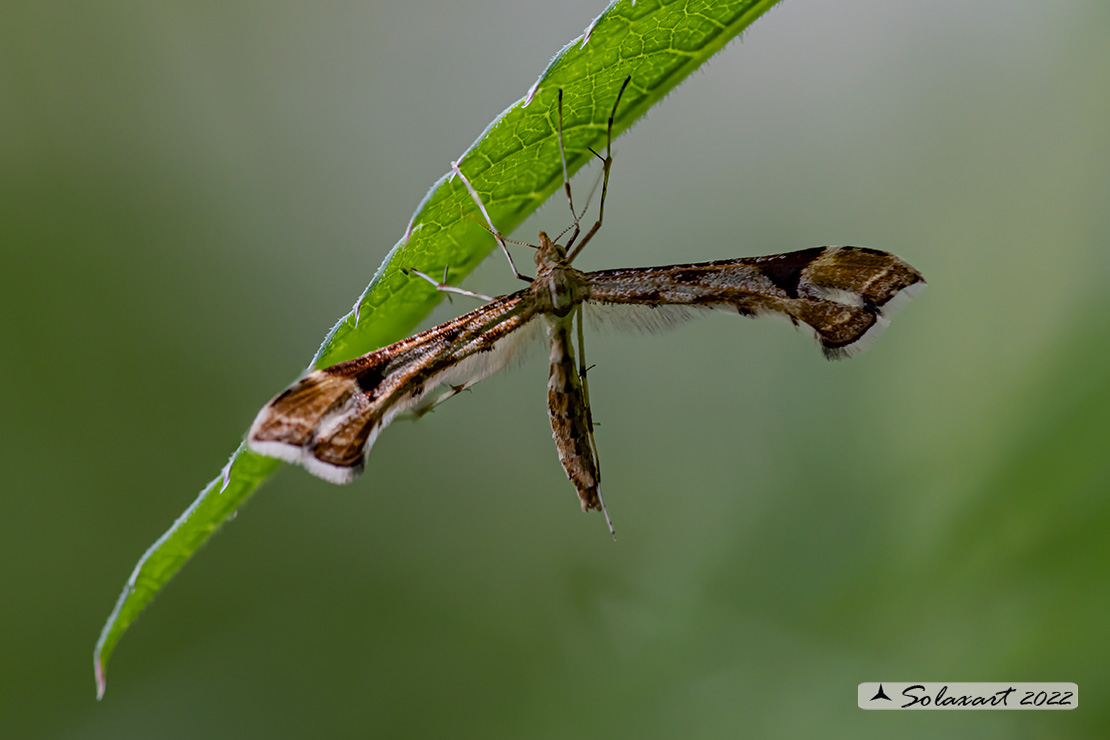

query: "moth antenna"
left=458, top=212, right=536, bottom=248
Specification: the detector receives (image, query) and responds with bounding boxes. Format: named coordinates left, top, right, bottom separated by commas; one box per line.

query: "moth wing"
left=249, top=292, right=540, bottom=483
left=584, top=247, right=924, bottom=358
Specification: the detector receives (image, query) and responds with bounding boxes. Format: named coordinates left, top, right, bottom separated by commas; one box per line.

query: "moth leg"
left=451, top=160, right=531, bottom=283
left=575, top=308, right=612, bottom=539
left=575, top=305, right=597, bottom=436
left=403, top=266, right=494, bottom=303
left=566, top=75, right=632, bottom=264
left=557, top=88, right=583, bottom=251
left=404, top=382, right=473, bottom=420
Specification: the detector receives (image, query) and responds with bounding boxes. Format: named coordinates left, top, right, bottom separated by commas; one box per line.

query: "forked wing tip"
left=821, top=279, right=926, bottom=360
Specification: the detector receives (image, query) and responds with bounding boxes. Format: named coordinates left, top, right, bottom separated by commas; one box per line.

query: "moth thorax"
left=548, top=268, right=583, bottom=313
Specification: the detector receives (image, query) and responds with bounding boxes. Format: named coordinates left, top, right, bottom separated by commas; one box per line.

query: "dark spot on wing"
left=691, top=294, right=723, bottom=306
left=356, top=365, right=387, bottom=395
left=670, top=268, right=708, bottom=283
left=757, top=247, right=825, bottom=299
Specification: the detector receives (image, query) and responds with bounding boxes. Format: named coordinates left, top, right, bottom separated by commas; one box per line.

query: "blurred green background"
left=2, top=0, right=1108, bottom=737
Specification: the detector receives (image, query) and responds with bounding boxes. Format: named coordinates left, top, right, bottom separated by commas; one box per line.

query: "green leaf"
left=94, top=0, right=785, bottom=699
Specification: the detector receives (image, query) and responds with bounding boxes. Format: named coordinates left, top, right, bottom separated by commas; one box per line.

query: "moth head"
left=535, top=231, right=567, bottom=268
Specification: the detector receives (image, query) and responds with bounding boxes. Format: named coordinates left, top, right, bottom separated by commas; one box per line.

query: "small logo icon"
left=870, top=684, right=892, bottom=702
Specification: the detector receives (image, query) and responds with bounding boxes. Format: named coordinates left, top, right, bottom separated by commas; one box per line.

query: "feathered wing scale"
left=583, top=246, right=925, bottom=359
left=248, top=292, right=540, bottom=483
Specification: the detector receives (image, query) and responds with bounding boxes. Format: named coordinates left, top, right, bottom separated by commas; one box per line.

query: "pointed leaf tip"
left=94, top=655, right=107, bottom=700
